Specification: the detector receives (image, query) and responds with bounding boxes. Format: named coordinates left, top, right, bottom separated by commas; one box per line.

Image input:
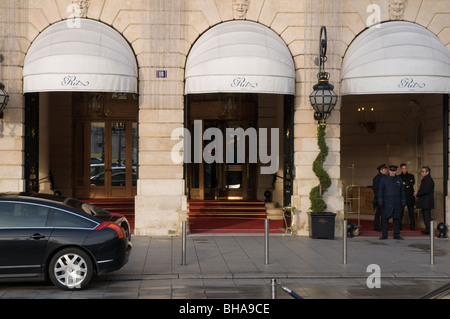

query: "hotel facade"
left=0, top=0, right=449, bottom=236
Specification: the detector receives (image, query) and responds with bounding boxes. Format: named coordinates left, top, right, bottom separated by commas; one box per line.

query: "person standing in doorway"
left=399, top=163, right=415, bottom=230
left=414, top=166, right=434, bottom=235
left=378, top=165, right=406, bottom=240
left=372, top=164, right=388, bottom=231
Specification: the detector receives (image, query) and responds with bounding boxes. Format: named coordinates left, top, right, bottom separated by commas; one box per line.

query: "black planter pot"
left=308, top=212, right=336, bottom=239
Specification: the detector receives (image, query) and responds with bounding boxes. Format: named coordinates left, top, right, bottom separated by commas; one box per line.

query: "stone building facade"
left=0, top=0, right=449, bottom=236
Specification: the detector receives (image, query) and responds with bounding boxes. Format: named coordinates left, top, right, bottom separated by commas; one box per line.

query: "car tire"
left=48, top=248, right=94, bottom=290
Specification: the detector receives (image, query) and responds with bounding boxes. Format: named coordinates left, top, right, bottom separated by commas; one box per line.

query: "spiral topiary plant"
left=309, top=123, right=331, bottom=212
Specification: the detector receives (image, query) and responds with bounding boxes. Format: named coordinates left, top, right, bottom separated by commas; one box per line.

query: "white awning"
left=341, top=21, right=450, bottom=95
left=23, top=19, right=138, bottom=93
left=185, top=21, right=295, bottom=95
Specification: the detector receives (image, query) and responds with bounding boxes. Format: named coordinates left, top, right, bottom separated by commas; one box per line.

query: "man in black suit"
left=414, top=166, right=435, bottom=235
left=372, top=164, right=388, bottom=231
left=378, top=165, right=406, bottom=240
left=399, top=163, right=415, bottom=230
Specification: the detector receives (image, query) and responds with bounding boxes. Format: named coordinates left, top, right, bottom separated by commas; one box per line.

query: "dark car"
left=0, top=193, right=132, bottom=290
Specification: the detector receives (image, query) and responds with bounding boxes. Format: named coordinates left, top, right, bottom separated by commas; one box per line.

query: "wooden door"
left=74, top=120, right=137, bottom=198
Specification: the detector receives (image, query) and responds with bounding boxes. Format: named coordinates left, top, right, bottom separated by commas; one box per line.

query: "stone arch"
left=184, top=20, right=295, bottom=95
left=23, top=19, right=139, bottom=93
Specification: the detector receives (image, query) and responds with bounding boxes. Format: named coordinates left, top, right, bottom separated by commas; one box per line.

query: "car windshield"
left=63, top=198, right=110, bottom=217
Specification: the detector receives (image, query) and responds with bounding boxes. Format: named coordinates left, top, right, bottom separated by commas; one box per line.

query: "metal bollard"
left=281, top=286, right=304, bottom=299
left=430, top=220, right=434, bottom=265
left=343, top=220, right=347, bottom=264
left=182, top=220, right=187, bottom=266
left=265, top=219, right=269, bottom=265
left=271, top=279, right=277, bottom=299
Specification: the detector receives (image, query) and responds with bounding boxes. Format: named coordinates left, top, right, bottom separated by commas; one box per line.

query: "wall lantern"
left=0, top=82, right=9, bottom=118
left=308, top=26, right=339, bottom=216
left=309, top=26, right=338, bottom=124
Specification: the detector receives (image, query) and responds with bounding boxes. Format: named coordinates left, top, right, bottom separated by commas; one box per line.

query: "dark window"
left=47, top=209, right=96, bottom=229
left=0, top=202, right=49, bottom=227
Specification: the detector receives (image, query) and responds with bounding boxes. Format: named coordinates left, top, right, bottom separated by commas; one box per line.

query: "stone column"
left=134, top=0, right=187, bottom=236
left=0, top=0, right=27, bottom=193
left=292, top=0, right=345, bottom=236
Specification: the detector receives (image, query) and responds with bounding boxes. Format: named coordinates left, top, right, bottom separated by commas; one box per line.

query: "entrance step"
left=188, top=199, right=284, bottom=234
left=83, top=198, right=135, bottom=233
left=188, top=199, right=266, bottom=218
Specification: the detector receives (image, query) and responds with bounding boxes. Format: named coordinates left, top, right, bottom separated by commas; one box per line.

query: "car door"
left=0, top=201, right=53, bottom=277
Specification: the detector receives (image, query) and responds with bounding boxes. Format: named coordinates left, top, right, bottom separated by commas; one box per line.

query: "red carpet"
left=80, top=198, right=430, bottom=237
left=347, top=218, right=429, bottom=237
left=83, top=198, right=135, bottom=233
left=188, top=199, right=284, bottom=234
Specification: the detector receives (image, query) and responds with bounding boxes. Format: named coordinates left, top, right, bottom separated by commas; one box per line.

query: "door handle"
left=30, top=233, right=46, bottom=240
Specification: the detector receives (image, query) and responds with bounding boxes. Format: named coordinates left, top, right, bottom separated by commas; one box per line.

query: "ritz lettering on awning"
left=398, top=77, right=426, bottom=90
left=61, top=75, right=90, bottom=87
left=231, top=77, right=258, bottom=89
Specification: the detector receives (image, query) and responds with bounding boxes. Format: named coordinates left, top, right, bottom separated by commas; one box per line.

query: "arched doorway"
left=340, top=21, right=450, bottom=232
left=184, top=21, right=295, bottom=232
left=22, top=19, right=139, bottom=199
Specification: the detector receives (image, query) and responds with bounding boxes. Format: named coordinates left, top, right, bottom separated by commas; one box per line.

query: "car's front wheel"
left=49, top=248, right=94, bottom=290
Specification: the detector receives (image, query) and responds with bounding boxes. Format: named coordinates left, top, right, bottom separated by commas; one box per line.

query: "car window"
left=47, top=209, right=97, bottom=228
left=0, top=202, right=49, bottom=227
left=63, top=198, right=109, bottom=217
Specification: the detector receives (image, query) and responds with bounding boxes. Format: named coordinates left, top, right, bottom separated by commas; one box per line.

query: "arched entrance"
left=340, top=21, right=450, bottom=233
left=184, top=21, right=295, bottom=232
left=22, top=19, right=139, bottom=199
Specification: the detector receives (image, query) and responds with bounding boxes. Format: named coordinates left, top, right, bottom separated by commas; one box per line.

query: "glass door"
left=203, top=120, right=219, bottom=200
left=223, top=121, right=256, bottom=200
left=221, top=121, right=245, bottom=199
left=109, top=121, right=138, bottom=197
left=75, top=121, right=137, bottom=198
left=89, top=122, right=106, bottom=197
left=186, top=93, right=258, bottom=200
left=189, top=119, right=256, bottom=200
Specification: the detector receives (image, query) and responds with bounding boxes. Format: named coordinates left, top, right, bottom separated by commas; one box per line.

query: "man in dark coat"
left=372, top=164, right=388, bottom=231
left=377, top=165, right=406, bottom=240
left=414, top=166, right=434, bottom=235
left=399, top=163, right=415, bottom=230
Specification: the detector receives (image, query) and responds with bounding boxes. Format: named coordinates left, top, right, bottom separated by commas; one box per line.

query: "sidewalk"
left=1, top=234, right=449, bottom=299
left=102, top=234, right=450, bottom=299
